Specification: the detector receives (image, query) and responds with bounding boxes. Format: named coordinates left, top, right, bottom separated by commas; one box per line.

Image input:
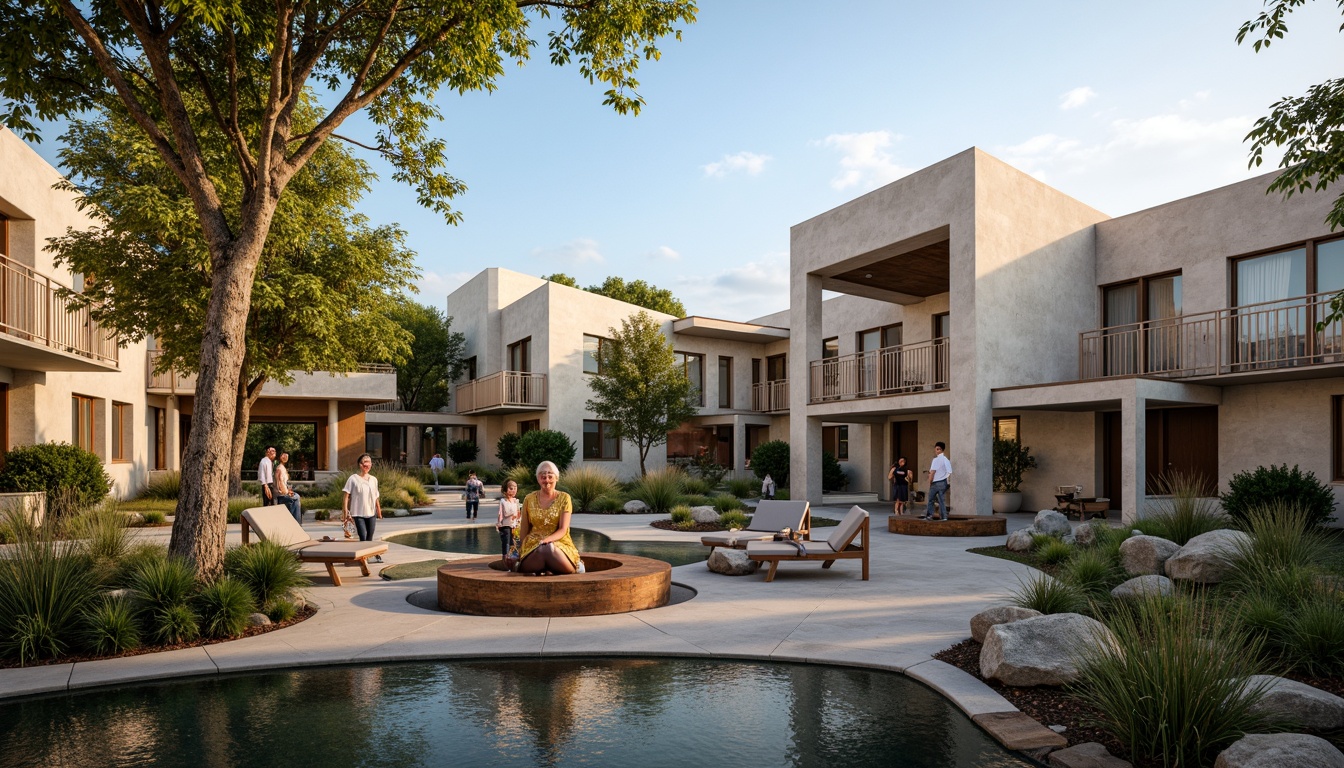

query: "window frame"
left=993, top=416, right=1020, bottom=443
left=1100, top=270, right=1183, bottom=326
left=582, top=334, right=610, bottom=375
left=717, top=356, right=732, bottom=409
left=72, top=394, right=96, bottom=453
left=823, top=424, right=849, bottom=461
left=583, top=419, right=621, bottom=460
left=822, top=337, right=839, bottom=359
left=463, top=356, right=477, bottom=381
left=111, top=402, right=131, bottom=462
left=507, top=337, right=532, bottom=373
left=518, top=419, right=540, bottom=435
left=1230, top=235, right=1344, bottom=307
left=1334, top=395, right=1344, bottom=483
left=673, top=350, right=706, bottom=407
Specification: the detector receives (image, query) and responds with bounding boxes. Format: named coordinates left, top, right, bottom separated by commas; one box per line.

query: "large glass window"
left=717, top=356, right=732, bottom=408
left=674, top=351, right=704, bottom=406
left=112, top=402, right=131, bottom=462
left=822, top=337, right=838, bottom=359
left=1236, top=249, right=1306, bottom=308
left=507, top=338, right=531, bottom=373
left=1101, top=272, right=1182, bottom=375
left=72, top=395, right=95, bottom=452
left=583, top=335, right=607, bottom=374
left=1319, top=238, right=1344, bottom=295
left=583, top=420, right=620, bottom=460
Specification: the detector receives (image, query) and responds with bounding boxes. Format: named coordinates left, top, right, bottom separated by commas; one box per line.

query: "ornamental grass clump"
left=559, top=465, right=620, bottom=512
left=194, top=577, right=257, bottom=639
left=83, top=596, right=140, bottom=655
left=669, top=506, right=693, bottom=525
left=592, top=495, right=627, bottom=513
left=629, top=467, right=686, bottom=516
left=711, top=494, right=743, bottom=513
left=224, top=541, right=309, bottom=609
left=1058, top=547, right=1124, bottom=602
left=1133, top=471, right=1229, bottom=546
left=1070, top=593, right=1284, bottom=767
left=127, top=555, right=199, bottom=643
left=726, top=477, right=756, bottom=498
left=1008, top=572, right=1086, bottom=615
left=67, top=503, right=133, bottom=563
left=718, top=510, right=749, bottom=530
left=0, top=508, right=98, bottom=664
left=139, top=470, right=182, bottom=500
left=506, top=465, right=539, bottom=495
left=1035, top=538, right=1074, bottom=566
left=679, top=476, right=714, bottom=496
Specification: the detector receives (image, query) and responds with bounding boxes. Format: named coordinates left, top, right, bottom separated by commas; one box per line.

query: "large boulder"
left=1119, top=535, right=1180, bottom=576
left=1072, top=523, right=1101, bottom=549
left=1215, top=734, right=1344, bottom=768
left=706, top=549, right=759, bottom=576
left=1165, top=529, right=1251, bottom=584
left=1110, top=575, right=1173, bottom=601
left=623, top=499, right=650, bottom=514
left=1048, top=742, right=1132, bottom=768
left=1034, top=510, right=1072, bottom=538
left=1244, top=676, right=1344, bottom=732
left=980, top=613, right=1119, bottom=687
left=690, top=506, right=720, bottom=525
left=1006, top=529, right=1036, bottom=552
left=970, top=606, right=1043, bottom=643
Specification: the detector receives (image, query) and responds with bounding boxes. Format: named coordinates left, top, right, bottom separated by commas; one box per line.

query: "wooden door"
left=890, top=420, right=919, bottom=496
left=1155, top=407, right=1218, bottom=494
left=1102, top=411, right=1122, bottom=510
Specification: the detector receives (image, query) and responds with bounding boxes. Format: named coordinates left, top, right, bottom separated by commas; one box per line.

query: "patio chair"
left=699, top=500, right=811, bottom=553
left=240, top=506, right=388, bottom=586
left=744, top=505, right=869, bottom=583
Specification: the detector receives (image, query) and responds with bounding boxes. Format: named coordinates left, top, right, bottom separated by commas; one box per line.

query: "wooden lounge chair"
left=745, top=505, right=869, bottom=583
left=240, top=506, right=388, bottom=586
left=699, top=500, right=811, bottom=553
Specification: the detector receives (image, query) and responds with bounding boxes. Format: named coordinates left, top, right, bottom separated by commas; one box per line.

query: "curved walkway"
left=0, top=495, right=1050, bottom=749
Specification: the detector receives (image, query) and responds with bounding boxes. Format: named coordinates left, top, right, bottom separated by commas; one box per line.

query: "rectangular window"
left=993, top=416, right=1020, bottom=443
left=1335, top=396, right=1344, bottom=482
left=583, top=420, right=620, bottom=460
left=151, top=406, right=166, bottom=470
left=766, top=354, right=787, bottom=382
left=464, top=356, right=477, bottom=381
left=112, top=402, right=131, bottom=462
left=822, top=337, right=838, bottom=359
left=582, top=335, right=607, bottom=374
left=72, top=395, right=95, bottom=452
left=752, top=358, right=762, bottom=385
left=718, top=356, right=732, bottom=408
left=823, top=425, right=849, bottom=461
left=518, top=419, right=540, bottom=435
left=674, top=351, right=705, bottom=406
left=507, top=338, right=531, bottom=373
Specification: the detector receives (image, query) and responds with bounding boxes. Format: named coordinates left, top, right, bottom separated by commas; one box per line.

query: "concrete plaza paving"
left=0, top=493, right=1054, bottom=747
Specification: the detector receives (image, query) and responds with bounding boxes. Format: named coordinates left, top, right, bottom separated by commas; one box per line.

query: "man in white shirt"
left=428, top=453, right=445, bottom=491
left=922, top=441, right=953, bottom=521
left=258, top=445, right=279, bottom=507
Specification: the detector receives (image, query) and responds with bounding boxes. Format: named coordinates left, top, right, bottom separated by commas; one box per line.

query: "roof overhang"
left=672, top=316, right=789, bottom=344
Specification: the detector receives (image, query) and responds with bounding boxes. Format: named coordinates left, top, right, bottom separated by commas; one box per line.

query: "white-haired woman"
left=516, top=461, right=583, bottom=575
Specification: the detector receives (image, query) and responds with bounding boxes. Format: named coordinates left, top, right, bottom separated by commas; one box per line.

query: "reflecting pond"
left=0, top=658, right=1033, bottom=767
left=387, top=526, right=709, bottom=567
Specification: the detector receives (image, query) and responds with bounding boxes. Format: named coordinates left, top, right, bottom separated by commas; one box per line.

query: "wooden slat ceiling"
left=829, top=239, right=950, bottom=297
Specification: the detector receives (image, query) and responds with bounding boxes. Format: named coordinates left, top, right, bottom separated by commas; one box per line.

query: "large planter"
left=991, top=491, right=1023, bottom=514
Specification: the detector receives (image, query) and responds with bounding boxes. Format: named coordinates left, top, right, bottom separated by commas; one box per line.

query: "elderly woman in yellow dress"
left=516, top=461, right=584, bottom=575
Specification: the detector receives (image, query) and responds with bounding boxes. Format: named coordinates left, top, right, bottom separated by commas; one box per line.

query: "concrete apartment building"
left=0, top=128, right=395, bottom=496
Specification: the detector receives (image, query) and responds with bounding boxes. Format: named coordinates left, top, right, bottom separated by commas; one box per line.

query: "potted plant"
left=992, top=438, right=1038, bottom=513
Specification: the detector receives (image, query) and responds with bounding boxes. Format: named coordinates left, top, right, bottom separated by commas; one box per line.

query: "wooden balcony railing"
left=0, top=255, right=118, bottom=366
left=455, top=370, right=547, bottom=414
left=808, top=338, right=949, bottom=404
left=751, top=380, right=789, bottom=412
left=1078, top=291, right=1344, bottom=380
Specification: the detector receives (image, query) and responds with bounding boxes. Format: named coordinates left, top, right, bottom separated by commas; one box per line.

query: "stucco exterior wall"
left=1219, top=378, right=1344, bottom=511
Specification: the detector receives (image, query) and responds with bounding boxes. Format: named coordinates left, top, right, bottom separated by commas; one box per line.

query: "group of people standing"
left=257, top=445, right=304, bottom=524
left=257, top=447, right=384, bottom=562
left=889, top=441, right=953, bottom=520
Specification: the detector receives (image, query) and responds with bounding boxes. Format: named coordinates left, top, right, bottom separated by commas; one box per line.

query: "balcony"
left=146, top=349, right=396, bottom=400
left=808, top=338, right=950, bottom=404
left=751, top=380, right=789, bottom=412
left=1078, top=291, right=1344, bottom=381
left=0, top=255, right=118, bottom=371
left=455, top=370, right=547, bottom=414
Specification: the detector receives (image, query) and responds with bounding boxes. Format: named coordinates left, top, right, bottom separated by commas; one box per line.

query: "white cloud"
left=647, top=245, right=681, bottom=261
left=817, top=130, right=912, bottom=191
left=702, top=151, right=771, bottom=178
left=676, top=251, right=790, bottom=321
left=530, top=237, right=604, bottom=265
left=1059, top=86, right=1097, bottom=110
left=414, top=270, right=473, bottom=300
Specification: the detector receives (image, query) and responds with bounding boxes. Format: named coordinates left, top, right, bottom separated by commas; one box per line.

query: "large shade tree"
left=386, top=297, right=466, bottom=412
left=0, top=0, right=695, bottom=578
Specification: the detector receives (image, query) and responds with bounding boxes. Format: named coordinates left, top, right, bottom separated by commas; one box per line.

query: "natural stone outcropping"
left=1215, top=733, right=1344, bottom=767
left=623, top=500, right=649, bottom=514
left=971, top=606, right=1043, bottom=643
left=1119, top=535, right=1180, bottom=576
left=690, top=506, right=720, bottom=524
left=1034, top=510, right=1072, bottom=538
left=1245, top=676, right=1344, bottom=732
left=1048, top=742, right=1132, bottom=768
left=1072, top=523, right=1099, bottom=549
left=1110, top=575, right=1173, bottom=601
left=980, top=613, right=1119, bottom=687
left=247, top=612, right=272, bottom=628
left=706, top=548, right=759, bottom=576
left=1006, top=529, right=1036, bottom=552
left=1165, top=529, right=1251, bottom=584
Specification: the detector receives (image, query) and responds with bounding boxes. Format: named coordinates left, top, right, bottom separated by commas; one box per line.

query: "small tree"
left=992, top=439, right=1038, bottom=493
left=586, top=311, right=698, bottom=475
left=496, top=432, right=522, bottom=469
left=750, top=441, right=790, bottom=487
left=446, top=439, right=480, bottom=466
left=516, top=430, right=577, bottom=473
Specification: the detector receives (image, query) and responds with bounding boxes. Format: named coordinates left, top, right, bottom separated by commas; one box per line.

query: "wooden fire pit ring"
left=436, top=553, right=671, bottom=616
left=887, top=514, right=1008, bottom=537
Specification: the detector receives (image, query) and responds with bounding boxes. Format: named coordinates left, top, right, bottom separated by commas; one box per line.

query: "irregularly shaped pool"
left=388, top=526, right=709, bottom=567
left=0, top=658, right=1032, bottom=767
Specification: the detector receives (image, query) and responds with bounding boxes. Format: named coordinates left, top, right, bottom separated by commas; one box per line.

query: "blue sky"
left=26, top=1, right=1344, bottom=321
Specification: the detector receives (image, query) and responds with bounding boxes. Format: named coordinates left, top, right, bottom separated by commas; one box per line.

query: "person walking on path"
left=343, top=453, right=384, bottom=562
left=888, top=457, right=913, bottom=516
left=464, top=470, right=484, bottom=519
left=761, top=473, right=776, bottom=500
left=428, top=453, right=445, bottom=491
left=257, top=445, right=279, bottom=507
left=496, top=479, right=522, bottom=562
left=922, top=442, right=953, bottom=521
left=275, top=451, right=303, bottom=524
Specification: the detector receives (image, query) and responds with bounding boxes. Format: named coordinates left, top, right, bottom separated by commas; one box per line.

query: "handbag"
left=342, top=513, right=355, bottom=539
left=772, top=528, right=807, bottom=556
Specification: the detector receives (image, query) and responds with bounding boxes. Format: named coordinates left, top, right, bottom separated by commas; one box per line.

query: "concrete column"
left=165, top=395, right=180, bottom=471
left=1121, top=394, right=1146, bottom=525
left=327, top=399, right=340, bottom=471
left=789, top=273, right=823, bottom=502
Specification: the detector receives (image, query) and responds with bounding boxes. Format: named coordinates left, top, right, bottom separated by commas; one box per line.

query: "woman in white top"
left=342, top=453, right=383, bottom=561
left=495, top=479, right=521, bottom=561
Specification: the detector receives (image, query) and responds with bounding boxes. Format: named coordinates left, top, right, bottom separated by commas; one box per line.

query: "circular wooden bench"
left=437, top=553, right=671, bottom=616
left=887, top=514, right=1007, bottom=537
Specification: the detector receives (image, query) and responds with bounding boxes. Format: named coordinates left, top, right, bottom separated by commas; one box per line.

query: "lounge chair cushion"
left=241, top=507, right=312, bottom=548
left=746, top=540, right=842, bottom=557
left=826, top=506, right=868, bottom=548
left=747, top=500, right=810, bottom=533
left=700, top=531, right=775, bottom=548
left=301, top=541, right=388, bottom=560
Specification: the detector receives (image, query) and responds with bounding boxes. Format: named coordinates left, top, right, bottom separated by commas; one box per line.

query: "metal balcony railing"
left=146, top=350, right=396, bottom=393
left=808, top=338, right=949, bottom=404
left=751, top=380, right=789, bottom=412
left=0, top=255, right=118, bottom=366
left=455, top=370, right=548, bottom=414
left=1078, top=291, right=1344, bottom=380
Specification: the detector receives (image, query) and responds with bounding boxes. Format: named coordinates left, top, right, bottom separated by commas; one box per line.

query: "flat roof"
left=672, top=316, right=790, bottom=344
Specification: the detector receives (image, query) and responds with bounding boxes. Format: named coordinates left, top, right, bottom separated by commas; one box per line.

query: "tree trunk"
left=226, top=375, right=267, bottom=497
left=169, top=241, right=267, bottom=580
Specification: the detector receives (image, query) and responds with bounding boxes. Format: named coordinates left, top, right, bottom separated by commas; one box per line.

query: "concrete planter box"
left=0, top=491, right=47, bottom=527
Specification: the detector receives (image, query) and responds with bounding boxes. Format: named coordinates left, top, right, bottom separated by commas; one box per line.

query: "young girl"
left=496, top=479, right=521, bottom=562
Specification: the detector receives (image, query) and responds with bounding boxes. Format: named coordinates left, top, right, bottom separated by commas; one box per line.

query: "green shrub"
left=0, top=442, right=110, bottom=517
left=446, top=439, right=480, bottom=465
left=1008, top=573, right=1085, bottom=615
left=629, top=467, right=686, bottom=516
left=371, top=463, right=431, bottom=506
left=67, top=503, right=132, bottom=563
left=719, top=510, right=749, bottom=529
left=992, top=438, right=1038, bottom=493
left=225, top=541, right=309, bottom=608
left=1036, top=539, right=1074, bottom=565
left=314, top=509, right=331, bottom=521
left=141, top=510, right=167, bottom=526
left=114, top=543, right=168, bottom=588
left=505, top=465, right=539, bottom=495
left=83, top=596, right=140, bottom=655
left=195, top=577, right=256, bottom=639
left=1133, top=471, right=1230, bottom=545
left=495, top=432, right=522, bottom=469
left=516, top=429, right=578, bottom=473
left=0, top=511, right=98, bottom=663
left=1072, top=594, right=1284, bottom=767
left=679, top=494, right=710, bottom=508
left=669, top=506, right=693, bottom=525
left=711, top=494, right=743, bottom=513
left=1058, top=547, right=1123, bottom=601
left=1222, top=464, right=1337, bottom=528
left=592, top=495, right=626, bottom=513
left=726, top=477, right=757, bottom=498
left=821, top=451, right=847, bottom=492
left=560, top=465, right=620, bottom=512
left=128, top=556, right=197, bottom=616
left=750, top=441, right=789, bottom=486
left=265, top=598, right=299, bottom=623
left=679, top=477, right=714, bottom=496
left=149, top=603, right=200, bottom=645
left=774, top=489, right=790, bottom=500
left=139, top=471, right=182, bottom=500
